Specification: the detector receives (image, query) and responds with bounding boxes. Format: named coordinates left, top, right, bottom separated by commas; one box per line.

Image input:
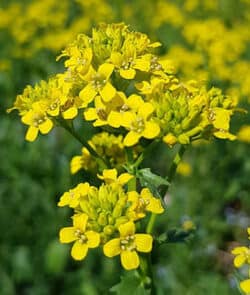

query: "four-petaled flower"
left=103, top=221, right=153, bottom=270
left=79, top=63, right=116, bottom=106
left=60, top=214, right=100, bottom=260
left=127, top=188, right=164, bottom=220
left=21, top=102, right=53, bottom=142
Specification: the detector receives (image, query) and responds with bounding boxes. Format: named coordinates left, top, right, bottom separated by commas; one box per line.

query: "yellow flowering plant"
left=9, top=23, right=240, bottom=293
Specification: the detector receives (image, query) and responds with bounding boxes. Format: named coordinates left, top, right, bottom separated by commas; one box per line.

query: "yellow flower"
left=79, top=63, right=116, bottom=105
left=121, top=102, right=160, bottom=146
left=231, top=246, right=250, bottom=268
left=58, top=183, right=90, bottom=208
left=127, top=188, right=164, bottom=220
left=103, top=221, right=153, bottom=270
left=21, top=102, right=53, bottom=142
left=59, top=214, right=100, bottom=260
left=240, top=278, right=250, bottom=294
left=110, top=51, right=150, bottom=79
left=64, top=47, right=93, bottom=78
left=209, top=108, right=236, bottom=140
left=70, top=147, right=96, bottom=174
left=84, top=92, right=126, bottom=127
left=98, top=168, right=134, bottom=186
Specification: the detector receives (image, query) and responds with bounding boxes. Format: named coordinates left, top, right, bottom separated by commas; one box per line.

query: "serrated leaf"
left=137, top=168, right=169, bottom=197
left=110, top=272, right=150, bottom=295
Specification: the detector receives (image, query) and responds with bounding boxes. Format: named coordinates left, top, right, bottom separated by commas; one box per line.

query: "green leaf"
left=110, top=271, right=150, bottom=295
left=137, top=168, right=169, bottom=197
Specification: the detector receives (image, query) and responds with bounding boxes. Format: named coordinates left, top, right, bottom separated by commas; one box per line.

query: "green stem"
left=125, top=147, right=137, bottom=191
left=146, top=144, right=186, bottom=234
left=58, top=119, right=108, bottom=170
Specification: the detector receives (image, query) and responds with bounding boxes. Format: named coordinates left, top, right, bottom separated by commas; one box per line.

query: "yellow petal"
left=70, top=156, right=83, bottom=174
left=121, top=112, right=135, bottom=128
left=71, top=240, right=88, bottom=260
left=79, top=84, right=97, bottom=105
left=124, top=131, right=141, bottom=147
left=134, top=59, right=150, bottom=72
left=100, top=82, right=116, bottom=102
left=147, top=197, right=164, bottom=214
left=62, top=107, right=78, bottom=119
left=118, top=222, right=135, bottom=237
left=73, top=214, right=88, bottom=231
left=135, top=234, right=153, bottom=252
left=127, top=95, right=144, bottom=110
left=98, top=63, right=114, bottom=79
left=25, top=126, right=38, bottom=142
left=240, top=279, right=250, bottom=293
left=85, top=231, right=100, bottom=248
left=21, top=112, right=33, bottom=125
left=107, top=111, right=122, bottom=128
left=59, top=227, right=77, bottom=243
left=127, top=191, right=139, bottom=202
left=110, top=52, right=123, bottom=67
left=231, top=246, right=249, bottom=255
left=234, top=254, right=246, bottom=268
left=103, top=238, right=121, bottom=257
left=39, top=119, right=53, bottom=134
left=120, top=68, right=136, bottom=79
left=214, top=130, right=236, bottom=140
left=138, top=102, right=154, bottom=119
left=118, top=173, right=134, bottom=185
left=143, top=122, right=160, bottom=139
left=98, top=169, right=117, bottom=183
left=84, top=108, right=97, bottom=121
left=213, top=108, right=232, bottom=130
left=58, top=192, right=71, bottom=207
left=120, top=250, right=139, bottom=270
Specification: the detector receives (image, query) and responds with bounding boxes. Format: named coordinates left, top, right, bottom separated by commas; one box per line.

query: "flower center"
left=150, top=57, right=162, bottom=71
left=130, top=117, right=145, bottom=133
left=120, top=235, right=136, bottom=251
left=75, top=229, right=87, bottom=243
left=49, top=102, right=58, bottom=111
left=121, top=57, right=134, bottom=70
left=137, top=197, right=150, bottom=211
left=97, top=108, right=108, bottom=120
left=33, top=115, right=46, bottom=127
left=91, top=73, right=106, bottom=90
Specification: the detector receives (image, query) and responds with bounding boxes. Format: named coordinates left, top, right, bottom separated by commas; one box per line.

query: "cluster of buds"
left=58, top=169, right=163, bottom=269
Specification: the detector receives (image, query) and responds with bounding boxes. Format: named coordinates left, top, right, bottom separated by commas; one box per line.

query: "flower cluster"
left=58, top=169, right=163, bottom=270
left=9, top=23, right=237, bottom=148
left=231, top=228, right=250, bottom=294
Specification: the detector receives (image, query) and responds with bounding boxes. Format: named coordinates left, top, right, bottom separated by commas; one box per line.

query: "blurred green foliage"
left=1, top=0, right=250, bottom=294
